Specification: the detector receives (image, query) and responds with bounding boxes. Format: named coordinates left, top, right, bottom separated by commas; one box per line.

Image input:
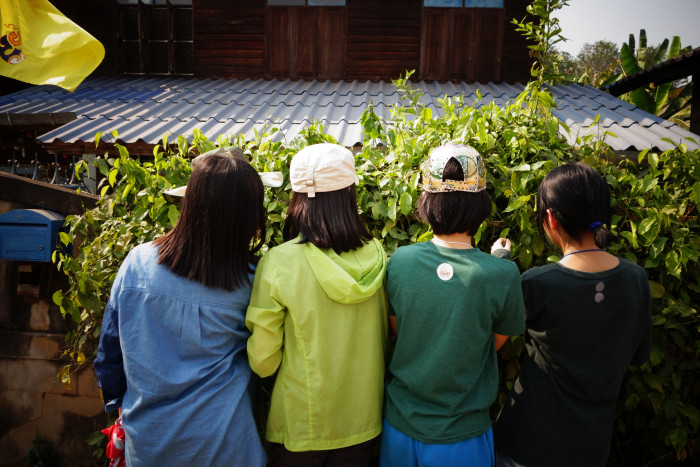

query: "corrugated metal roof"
left=0, top=76, right=697, bottom=152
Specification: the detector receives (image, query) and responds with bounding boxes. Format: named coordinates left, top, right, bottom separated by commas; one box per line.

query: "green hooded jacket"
left=246, top=237, right=388, bottom=451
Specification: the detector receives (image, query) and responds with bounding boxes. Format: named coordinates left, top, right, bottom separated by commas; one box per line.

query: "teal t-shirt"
left=384, top=242, right=525, bottom=444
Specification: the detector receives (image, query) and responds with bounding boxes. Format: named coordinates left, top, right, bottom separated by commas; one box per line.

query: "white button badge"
left=437, top=263, right=454, bottom=281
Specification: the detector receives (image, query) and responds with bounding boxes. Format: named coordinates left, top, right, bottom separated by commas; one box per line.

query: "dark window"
left=117, top=1, right=193, bottom=76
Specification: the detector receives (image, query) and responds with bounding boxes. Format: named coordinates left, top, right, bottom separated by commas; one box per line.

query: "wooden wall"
left=267, top=6, right=347, bottom=79
left=346, top=0, right=422, bottom=81
left=193, top=0, right=266, bottom=78
left=190, top=0, right=531, bottom=83
left=420, top=7, right=504, bottom=82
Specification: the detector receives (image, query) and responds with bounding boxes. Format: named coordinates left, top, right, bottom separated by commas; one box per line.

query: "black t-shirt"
left=494, top=259, right=652, bottom=467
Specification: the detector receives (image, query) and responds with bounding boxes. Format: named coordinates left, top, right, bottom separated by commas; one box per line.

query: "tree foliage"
left=550, top=25, right=693, bottom=125
left=576, top=40, right=621, bottom=77
left=620, top=29, right=694, bottom=120
left=548, top=42, right=622, bottom=88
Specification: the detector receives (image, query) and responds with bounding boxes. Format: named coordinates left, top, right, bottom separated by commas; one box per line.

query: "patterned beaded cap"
left=421, top=143, right=487, bottom=192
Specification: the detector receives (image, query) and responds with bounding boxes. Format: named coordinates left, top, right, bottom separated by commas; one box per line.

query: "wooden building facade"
left=192, top=0, right=531, bottom=83
left=16, top=0, right=532, bottom=87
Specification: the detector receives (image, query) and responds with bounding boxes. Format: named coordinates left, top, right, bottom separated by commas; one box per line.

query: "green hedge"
left=54, top=79, right=698, bottom=464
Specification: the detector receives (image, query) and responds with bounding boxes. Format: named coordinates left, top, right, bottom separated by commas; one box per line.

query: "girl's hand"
left=491, top=238, right=511, bottom=254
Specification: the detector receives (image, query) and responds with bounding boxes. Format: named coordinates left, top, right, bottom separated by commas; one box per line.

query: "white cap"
left=162, top=146, right=283, bottom=204
left=290, top=143, right=359, bottom=198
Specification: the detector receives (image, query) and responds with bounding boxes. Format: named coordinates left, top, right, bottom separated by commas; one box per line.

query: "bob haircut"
left=283, top=185, right=372, bottom=254
left=154, top=153, right=265, bottom=290
left=536, top=162, right=616, bottom=248
left=418, top=157, right=492, bottom=235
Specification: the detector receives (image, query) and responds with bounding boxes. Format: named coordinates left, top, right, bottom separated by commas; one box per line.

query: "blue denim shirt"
left=94, top=242, right=266, bottom=467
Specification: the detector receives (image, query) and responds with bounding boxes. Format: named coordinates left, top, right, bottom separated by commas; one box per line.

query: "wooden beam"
left=607, top=48, right=700, bottom=97
left=40, top=141, right=159, bottom=157
left=0, top=113, right=76, bottom=127
left=0, top=172, right=98, bottom=216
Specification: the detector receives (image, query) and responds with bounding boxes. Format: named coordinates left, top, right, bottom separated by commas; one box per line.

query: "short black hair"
left=283, top=185, right=372, bottom=254
left=155, top=153, right=265, bottom=290
left=536, top=162, right=617, bottom=248
left=418, top=157, right=492, bottom=235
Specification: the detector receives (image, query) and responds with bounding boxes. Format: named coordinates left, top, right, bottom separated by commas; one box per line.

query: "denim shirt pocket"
left=179, top=303, right=203, bottom=360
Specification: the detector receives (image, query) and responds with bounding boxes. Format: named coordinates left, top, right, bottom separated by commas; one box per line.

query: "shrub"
left=54, top=77, right=698, bottom=464
left=26, top=433, right=61, bottom=467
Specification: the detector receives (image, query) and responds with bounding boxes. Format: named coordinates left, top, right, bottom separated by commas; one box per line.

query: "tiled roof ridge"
left=0, top=76, right=696, bottom=152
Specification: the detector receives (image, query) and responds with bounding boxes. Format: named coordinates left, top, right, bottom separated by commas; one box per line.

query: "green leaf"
left=637, top=217, right=660, bottom=246
left=167, top=205, right=180, bottom=227
left=651, top=38, right=670, bottom=67
left=504, top=195, right=531, bottom=213
left=85, top=430, right=105, bottom=446
left=52, top=290, right=63, bottom=307
left=59, top=231, right=71, bottom=246
left=625, top=393, right=640, bottom=411
left=399, top=192, right=413, bottom=216
left=637, top=149, right=649, bottom=164
left=665, top=428, right=687, bottom=450
left=665, top=250, right=682, bottom=279
left=638, top=29, right=648, bottom=61
left=108, top=168, right=118, bottom=187
left=519, top=246, right=533, bottom=269
left=116, top=144, right=129, bottom=160
left=531, top=236, right=545, bottom=257
left=648, top=280, right=665, bottom=299
left=644, top=372, right=665, bottom=394
left=620, top=43, right=642, bottom=75
left=629, top=88, right=656, bottom=113
left=677, top=403, right=700, bottom=432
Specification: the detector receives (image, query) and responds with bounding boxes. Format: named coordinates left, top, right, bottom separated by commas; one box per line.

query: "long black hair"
left=155, top=153, right=266, bottom=290
left=283, top=185, right=372, bottom=254
left=536, top=162, right=617, bottom=248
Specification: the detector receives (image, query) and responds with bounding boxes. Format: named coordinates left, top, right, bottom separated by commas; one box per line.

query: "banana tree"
left=619, top=29, right=693, bottom=119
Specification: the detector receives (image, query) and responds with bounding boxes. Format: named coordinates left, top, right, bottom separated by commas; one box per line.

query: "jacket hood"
left=303, top=238, right=387, bottom=304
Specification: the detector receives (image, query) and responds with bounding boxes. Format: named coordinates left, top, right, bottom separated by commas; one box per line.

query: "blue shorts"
left=380, top=419, right=494, bottom=467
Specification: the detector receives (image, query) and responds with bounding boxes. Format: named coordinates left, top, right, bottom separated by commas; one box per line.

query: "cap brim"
left=164, top=171, right=284, bottom=204
left=259, top=172, right=284, bottom=188
left=163, top=185, right=187, bottom=204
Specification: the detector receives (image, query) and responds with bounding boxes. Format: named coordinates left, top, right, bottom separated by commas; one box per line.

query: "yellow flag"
left=0, top=0, right=104, bottom=91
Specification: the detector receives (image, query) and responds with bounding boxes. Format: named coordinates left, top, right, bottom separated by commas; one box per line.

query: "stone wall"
left=0, top=198, right=108, bottom=466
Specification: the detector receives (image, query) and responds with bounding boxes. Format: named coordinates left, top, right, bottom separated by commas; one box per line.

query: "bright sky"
left=555, top=0, right=700, bottom=56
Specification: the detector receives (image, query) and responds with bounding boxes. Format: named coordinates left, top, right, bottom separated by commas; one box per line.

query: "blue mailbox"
left=0, top=209, right=69, bottom=262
